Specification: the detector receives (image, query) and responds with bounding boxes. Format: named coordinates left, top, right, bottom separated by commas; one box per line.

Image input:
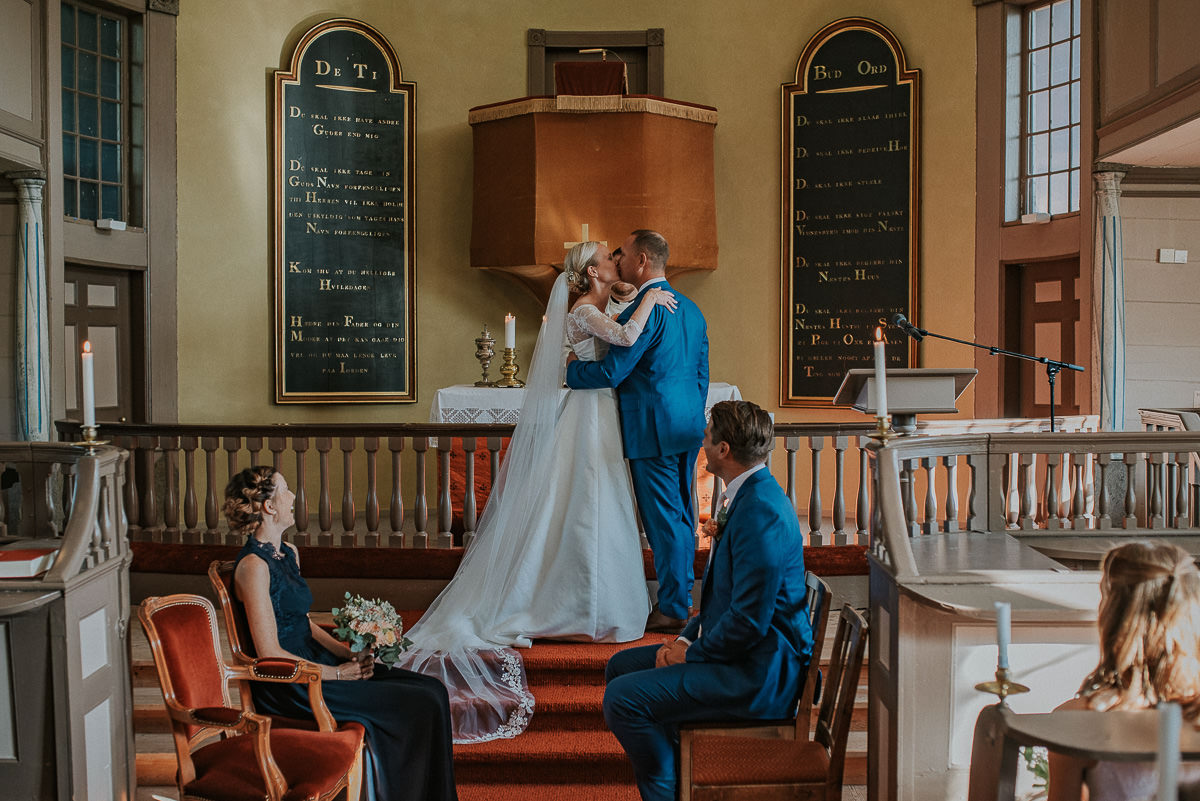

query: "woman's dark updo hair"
left=223, top=466, right=277, bottom=535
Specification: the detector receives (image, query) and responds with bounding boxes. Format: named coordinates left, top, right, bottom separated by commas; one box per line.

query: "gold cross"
left=564, top=223, right=606, bottom=250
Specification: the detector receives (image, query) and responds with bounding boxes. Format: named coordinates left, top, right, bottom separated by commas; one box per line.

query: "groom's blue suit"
left=603, top=466, right=812, bottom=801
left=566, top=279, right=708, bottom=619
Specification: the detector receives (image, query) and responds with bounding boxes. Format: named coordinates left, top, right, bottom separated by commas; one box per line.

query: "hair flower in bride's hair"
left=332, top=592, right=412, bottom=667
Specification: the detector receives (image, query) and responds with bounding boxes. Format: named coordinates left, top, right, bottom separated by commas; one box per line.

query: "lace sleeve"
left=573, top=304, right=644, bottom=347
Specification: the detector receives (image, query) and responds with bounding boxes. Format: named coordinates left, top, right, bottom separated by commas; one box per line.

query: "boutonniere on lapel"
left=702, top=504, right=730, bottom=541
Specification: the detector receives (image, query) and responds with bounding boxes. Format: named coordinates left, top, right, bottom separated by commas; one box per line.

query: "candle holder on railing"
left=974, top=667, right=1030, bottom=704
left=474, top=325, right=497, bottom=387
left=868, top=414, right=894, bottom=442
left=495, top=347, right=525, bottom=388
left=78, top=425, right=109, bottom=451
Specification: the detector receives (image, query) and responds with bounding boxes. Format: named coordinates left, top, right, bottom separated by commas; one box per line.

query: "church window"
left=1007, top=0, right=1080, bottom=220
left=61, top=1, right=144, bottom=225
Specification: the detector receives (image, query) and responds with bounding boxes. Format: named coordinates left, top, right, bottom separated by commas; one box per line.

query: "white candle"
left=994, top=601, right=1011, bottom=670
left=1159, top=701, right=1182, bottom=801
left=81, top=341, right=96, bottom=427
left=873, top=327, right=888, bottom=418
left=504, top=314, right=516, bottom=349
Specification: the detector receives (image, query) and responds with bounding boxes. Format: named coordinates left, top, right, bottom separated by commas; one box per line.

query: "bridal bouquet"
left=331, top=592, right=412, bottom=667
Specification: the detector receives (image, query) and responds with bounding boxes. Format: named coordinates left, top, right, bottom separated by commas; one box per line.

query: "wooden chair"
left=138, top=594, right=364, bottom=801
left=678, top=571, right=832, bottom=796
left=686, top=604, right=869, bottom=801
left=208, top=559, right=259, bottom=665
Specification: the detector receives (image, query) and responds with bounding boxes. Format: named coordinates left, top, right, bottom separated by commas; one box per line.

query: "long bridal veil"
left=396, top=273, right=571, bottom=743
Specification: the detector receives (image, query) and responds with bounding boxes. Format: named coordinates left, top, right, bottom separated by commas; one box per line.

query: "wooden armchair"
left=138, top=594, right=364, bottom=801
left=685, top=604, right=868, bottom=801
left=678, top=571, right=832, bottom=797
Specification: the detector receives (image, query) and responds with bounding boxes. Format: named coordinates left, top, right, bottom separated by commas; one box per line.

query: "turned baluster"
left=1096, top=453, right=1112, bottom=529
left=1166, top=456, right=1179, bottom=527
left=222, top=436, right=243, bottom=544
left=1176, top=453, right=1191, bottom=528
left=1043, top=453, right=1062, bottom=529
left=292, top=438, right=310, bottom=546
left=942, top=455, right=960, bottom=532
left=1058, top=453, right=1072, bottom=520
left=1124, top=455, right=1138, bottom=528
left=269, top=436, right=287, bottom=474
left=1020, top=455, right=1037, bottom=530
left=921, top=456, right=938, bottom=536
left=832, top=436, right=848, bottom=545
left=1006, top=452, right=1020, bottom=528
left=1149, top=452, right=1165, bottom=529
left=388, top=437, right=406, bottom=544
left=316, top=438, right=333, bottom=543
left=182, top=436, right=199, bottom=541
left=807, top=436, right=825, bottom=546
left=856, top=437, right=870, bottom=545
left=340, top=437, right=357, bottom=546
left=966, top=453, right=980, bottom=531
left=462, top=437, right=478, bottom=548
left=901, top=458, right=919, bottom=538
left=487, top=437, right=503, bottom=506
left=244, top=436, right=262, bottom=469
left=112, top=435, right=139, bottom=539
left=364, top=437, right=380, bottom=546
left=784, top=437, right=800, bottom=509
left=140, top=436, right=160, bottom=532
left=412, top=437, right=429, bottom=548
left=162, top=436, right=180, bottom=542
left=1072, top=460, right=1086, bottom=528
left=436, top=438, right=453, bottom=548
left=201, top=436, right=219, bottom=542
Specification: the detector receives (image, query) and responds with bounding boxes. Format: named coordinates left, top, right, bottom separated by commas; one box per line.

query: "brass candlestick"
left=975, top=667, right=1031, bottom=704
left=495, top=347, right=525, bottom=388
left=79, top=425, right=109, bottom=451
left=868, top=414, right=895, bottom=442
left=474, top=325, right=497, bottom=386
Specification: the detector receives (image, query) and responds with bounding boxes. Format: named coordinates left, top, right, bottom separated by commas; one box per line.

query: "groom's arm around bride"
left=602, top=400, right=813, bottom=801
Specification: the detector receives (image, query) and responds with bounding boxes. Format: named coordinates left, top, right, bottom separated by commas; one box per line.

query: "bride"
left=398, top=241, right=677, bottom=743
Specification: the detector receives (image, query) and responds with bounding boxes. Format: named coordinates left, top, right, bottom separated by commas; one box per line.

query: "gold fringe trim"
left=469, top=97, right=718, bottom=126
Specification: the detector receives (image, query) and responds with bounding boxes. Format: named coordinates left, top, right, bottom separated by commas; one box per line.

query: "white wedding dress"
left=397, top=274, right=650, bottom=744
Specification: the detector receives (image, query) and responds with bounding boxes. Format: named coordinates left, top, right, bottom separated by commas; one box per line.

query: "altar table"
left=430, top=382, right=742, bottom=424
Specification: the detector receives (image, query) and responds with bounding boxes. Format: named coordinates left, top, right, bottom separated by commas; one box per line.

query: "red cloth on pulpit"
left=554, top=61, right=627, bottom=96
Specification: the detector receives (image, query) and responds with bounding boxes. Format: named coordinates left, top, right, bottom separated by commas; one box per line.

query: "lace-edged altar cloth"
left=430, top=382, right=742, bottom=424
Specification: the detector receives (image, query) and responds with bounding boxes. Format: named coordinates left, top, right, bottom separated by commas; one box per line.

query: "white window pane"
left=1050, top=129, right=1070, bottom=172
left=1030, top=7, right=1050, bottom=49
left=1071, top=38, right=1080, bottom=81
left=89, top=326, right=119, bottom=409
left=1030, top=48, right=1049, bottom=91
left=1070, top=169, right=1080, bottom=211
left=65, top=325, right=78, bottom=411
left=1051, top=0, right=1072, bottom=42
left=1029, top=90, right=1049, bottom=133
left=1071, top=125, right=1080, bottom=168
left=1071, top=82, right=1080, bottom=124
left=1073, top=0, right=1081, bottom=35
left=1028, top=175, right=1049, bottom=215
left=1050, top=85, right=1070, bottom=129
left=1030, top=133, right=1049, bottom=174
left=88, top=283, right=116, bottom=308
left=1050, top=171, right=1069, bottom=215
left=1051, top=42, right=1070, bottom=85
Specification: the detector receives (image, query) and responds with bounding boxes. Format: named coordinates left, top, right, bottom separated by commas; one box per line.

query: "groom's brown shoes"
left=645, top=605, right=687, bottom=635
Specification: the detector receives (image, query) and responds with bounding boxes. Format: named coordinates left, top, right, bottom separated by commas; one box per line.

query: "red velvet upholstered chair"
left=138, top=594, right=364, bottom=801
left=684, top=604, right=869, bottom=801
left=678, top=571, right=832, bottom=789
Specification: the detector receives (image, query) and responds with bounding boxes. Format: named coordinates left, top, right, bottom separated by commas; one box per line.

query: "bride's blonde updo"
left=222, top=465, right=278, bottom=535
left=564, top=241, right=601, bottom=294
left=1077, top=540, right=1200, bottom=718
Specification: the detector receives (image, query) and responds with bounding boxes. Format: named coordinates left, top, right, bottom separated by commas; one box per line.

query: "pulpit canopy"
left=469, top=96, right=719, bottom=301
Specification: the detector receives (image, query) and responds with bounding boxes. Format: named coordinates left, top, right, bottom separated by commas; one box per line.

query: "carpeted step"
left=523, top=683, right=607, bottom=731
left=452, top=729, right=634, bottom=784
left=457, top=781, right=640, bottom=801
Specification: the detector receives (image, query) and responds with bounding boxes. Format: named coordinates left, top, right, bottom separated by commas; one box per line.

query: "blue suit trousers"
left=628, top=451, right=698, bottom=620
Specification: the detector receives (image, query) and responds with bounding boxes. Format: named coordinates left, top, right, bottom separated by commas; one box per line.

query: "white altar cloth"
left=431, top=382, right=742, bottom=424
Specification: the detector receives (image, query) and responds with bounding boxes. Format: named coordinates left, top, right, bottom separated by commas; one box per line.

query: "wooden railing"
left=871, top=430, right=1200, bottom=576
left=53, top=417, right=1097, bottom=550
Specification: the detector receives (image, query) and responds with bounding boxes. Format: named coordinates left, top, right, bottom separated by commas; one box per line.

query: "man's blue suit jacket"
left=678, top=468, right=812, bottom=719
left=566, top=281, right=708, bottom=460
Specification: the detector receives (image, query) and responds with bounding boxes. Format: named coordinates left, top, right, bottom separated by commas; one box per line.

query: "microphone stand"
left=896, top=322, right=1084, bottom=433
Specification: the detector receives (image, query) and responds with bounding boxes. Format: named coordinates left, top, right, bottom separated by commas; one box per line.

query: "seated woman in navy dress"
left=225, top=466, right=458, bottom=801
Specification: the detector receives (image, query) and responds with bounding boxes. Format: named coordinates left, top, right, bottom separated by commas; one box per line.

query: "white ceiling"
left=1103, top=115, right=1200, bottom=167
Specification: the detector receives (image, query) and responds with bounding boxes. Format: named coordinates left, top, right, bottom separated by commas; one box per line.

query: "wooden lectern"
left=833, top=368, right=977, bottom=432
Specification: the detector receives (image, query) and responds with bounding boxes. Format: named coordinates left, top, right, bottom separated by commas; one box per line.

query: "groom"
left=602, top=400, right=812, bottom=801
left=566, top=229, right=709, bottom=632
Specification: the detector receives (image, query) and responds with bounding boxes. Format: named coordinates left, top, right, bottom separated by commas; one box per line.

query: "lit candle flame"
left=874, top=327, right=883, bottom=342
left=83, top=340, right=92, bottom=354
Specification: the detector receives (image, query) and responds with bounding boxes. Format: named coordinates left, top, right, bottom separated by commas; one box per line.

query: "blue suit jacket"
left=566, top=281, right=708, bottom=460
left=678, top=468, right=812, bottom=718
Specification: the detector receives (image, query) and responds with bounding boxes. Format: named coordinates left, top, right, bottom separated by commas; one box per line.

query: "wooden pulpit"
left=834, top=367, right=977, bottom=432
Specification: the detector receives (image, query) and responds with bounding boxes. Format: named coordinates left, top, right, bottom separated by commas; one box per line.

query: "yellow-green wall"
left=177, top=0, right=976, bottom=424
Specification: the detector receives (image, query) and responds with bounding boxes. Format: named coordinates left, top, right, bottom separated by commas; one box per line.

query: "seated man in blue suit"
left=602, top=400, right=813, bottom=801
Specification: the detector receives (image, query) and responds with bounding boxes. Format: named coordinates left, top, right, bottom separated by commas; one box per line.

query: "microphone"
left=890, top=313, right=924, bottom=341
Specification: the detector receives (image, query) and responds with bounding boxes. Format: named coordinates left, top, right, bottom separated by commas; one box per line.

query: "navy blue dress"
left=235, top=537, right=457, bottom=801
